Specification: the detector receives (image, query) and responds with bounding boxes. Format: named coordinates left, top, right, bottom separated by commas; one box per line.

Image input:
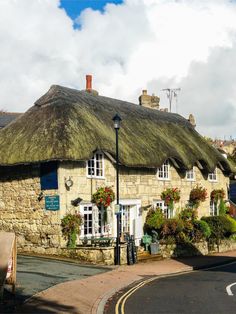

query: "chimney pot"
left=86, top=75, right=92, bottom=90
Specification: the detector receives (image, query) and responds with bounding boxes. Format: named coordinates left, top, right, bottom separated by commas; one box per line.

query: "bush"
left=145, top=208, right=164, bottom=231
left=225, top=215, right=236, bottom=233
left=201, top=215, right=232, bottom=241
left=161, top=218, right=184, bottom=242
left=193, top=220, right=211, bottom=241
left=179, top=207, right=197, bottom=221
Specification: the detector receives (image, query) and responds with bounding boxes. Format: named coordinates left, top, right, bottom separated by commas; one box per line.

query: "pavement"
left=16, top=250, right=236, bottom=314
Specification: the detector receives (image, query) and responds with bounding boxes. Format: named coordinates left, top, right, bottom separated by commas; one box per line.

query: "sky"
left=1, top=0, right=236, bottom=139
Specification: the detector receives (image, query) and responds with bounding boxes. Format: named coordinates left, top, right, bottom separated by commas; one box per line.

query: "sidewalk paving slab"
left=17, top=250, right=236, bottom=314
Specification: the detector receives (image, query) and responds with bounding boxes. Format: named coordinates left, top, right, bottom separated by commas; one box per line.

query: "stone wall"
left=18, top=244, right=127, bottom=266
left=0, top=165, right=62, bottom=251
left=0, top=156, right=230, bottom=255
left=160, top=239, right=236, bottom=258
left=59, top=157, right=229, bottom=222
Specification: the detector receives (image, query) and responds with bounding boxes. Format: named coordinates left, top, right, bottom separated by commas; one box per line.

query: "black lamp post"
left=112, top=113, right=122, bottom=265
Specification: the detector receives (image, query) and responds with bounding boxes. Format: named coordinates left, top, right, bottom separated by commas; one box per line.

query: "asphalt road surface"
left=109, top=262, right=236, bottom=314
left=1, top=254, right=111, bottom=313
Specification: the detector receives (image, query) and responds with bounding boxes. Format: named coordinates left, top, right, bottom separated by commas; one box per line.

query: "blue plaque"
left=45, top=195, right=60, bottom=211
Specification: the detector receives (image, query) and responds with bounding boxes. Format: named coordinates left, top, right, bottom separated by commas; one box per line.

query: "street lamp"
left=112, top=113, right=122, bottom=265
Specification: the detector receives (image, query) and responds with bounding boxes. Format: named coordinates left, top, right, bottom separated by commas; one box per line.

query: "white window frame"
left=80, top=204, right=106, bottom=237
left=87, top=152, right=105, bottom=179
left=209, top=200, right=218, bottom=216
left=157, top=160, right=170, bottom=180
left=154, top=200, right=173, bottom=219
left=208, top=168, right=217, bottom=182
left=120, top=204, right=131, bottom=234
left=186, top=168, right=195, bottom=181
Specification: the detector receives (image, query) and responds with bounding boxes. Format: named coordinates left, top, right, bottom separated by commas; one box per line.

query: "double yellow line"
left=115, top=277, right=158, bottom=314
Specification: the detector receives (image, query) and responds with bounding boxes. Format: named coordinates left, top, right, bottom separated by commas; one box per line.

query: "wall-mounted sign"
left=45, top=195, right=60, bottom=211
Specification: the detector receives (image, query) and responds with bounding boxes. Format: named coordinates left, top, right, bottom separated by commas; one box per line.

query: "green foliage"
left=218, top=199, right=229, bottom=216
left=161, top=218, right=184, bottom=242
left=225, top=215, right=236, bottom=233
left=201, top=215, right=232, bottom=241
left=91, top=186, right=115, bottom=207
left=161, top=188, right=180, bottom=210
left=189, top=185, right=207, bottom=208
left=179, top=207, right=197, bottom=221
left=145, top=208, right=164, bottom=230
left=193, top=220, right=211, bottom=241
left=229, top=233, right=236, bottom=242
left=61, top=213, right=83, bottom=248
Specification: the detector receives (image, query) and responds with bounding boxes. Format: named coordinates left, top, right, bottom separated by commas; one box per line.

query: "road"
left=1, top=254, right=111, bottom=313
left=108, top=262, right=236, bottom=314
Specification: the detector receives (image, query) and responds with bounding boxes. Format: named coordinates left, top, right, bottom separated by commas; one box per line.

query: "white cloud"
left=1, top=0, right=236, bottom=138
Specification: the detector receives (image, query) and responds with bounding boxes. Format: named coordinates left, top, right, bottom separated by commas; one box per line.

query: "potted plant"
left=92, top=186, right=115, bottom=222
left=61, top=213, right=83, bottom=248
left=161, top=187, right=180, bottom=210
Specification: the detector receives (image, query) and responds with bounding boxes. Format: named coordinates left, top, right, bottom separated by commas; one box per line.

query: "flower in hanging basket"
left=92, top=186, right=115, bottom=208
left=210, top=189, right=225, bottom=203
left=61, top=213, right=83, bottom=248
left=161, top=187, right=180, bottom=209
left=189, top=185, right=207, bottom=208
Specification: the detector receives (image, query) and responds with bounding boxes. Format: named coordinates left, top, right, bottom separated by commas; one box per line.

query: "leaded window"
left=208, top=168, right=217, bottom=182
left=157, top=160, right=170, bottom=180
left=87, top=153, right=104, bottom=178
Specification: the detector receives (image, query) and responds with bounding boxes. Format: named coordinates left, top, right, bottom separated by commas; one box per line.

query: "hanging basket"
left=189, top=185, right=207, bottom=208
left=211, top=189, right=225, bottom=203
left=161, top=187, right=180, bottom=209
left=91, top=186, right=115, bottom=207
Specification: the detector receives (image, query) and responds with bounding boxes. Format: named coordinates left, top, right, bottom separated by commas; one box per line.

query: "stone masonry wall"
left=59, top=157, right=229, bottom=228
left=0, top=157, right=230, bottom=256
left=0, top=165, right=62, bottom=253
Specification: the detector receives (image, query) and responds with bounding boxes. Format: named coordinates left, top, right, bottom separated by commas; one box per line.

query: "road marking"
left=115, top=277, right=159, bottom=314
left=226, top=282, right=236, bottom=296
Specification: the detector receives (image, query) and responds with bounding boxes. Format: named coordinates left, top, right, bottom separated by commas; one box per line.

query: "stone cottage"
left=0, top=77, right=234, bottom=254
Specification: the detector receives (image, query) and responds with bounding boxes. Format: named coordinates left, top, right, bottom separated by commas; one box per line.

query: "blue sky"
left=60, top=0, right=123, bottom=20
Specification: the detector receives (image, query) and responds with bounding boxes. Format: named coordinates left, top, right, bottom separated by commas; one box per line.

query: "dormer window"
left=87, top=153, right=104, bottom=178
left=208, top=168, right=217, bottom=182
left=157, top=160, right=170, bottom=180
left=186, top=168, right=195, bottom=181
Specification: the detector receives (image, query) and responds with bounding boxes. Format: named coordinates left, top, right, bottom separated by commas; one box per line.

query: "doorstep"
left=137, top=251, right=163, bottom=263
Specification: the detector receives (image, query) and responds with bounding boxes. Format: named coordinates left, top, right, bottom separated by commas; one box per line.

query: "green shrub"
left=193, top=220, right=211, bottom=241
left=201, top=215, right=232, bottom=240
left=225, top=215, right=236, bottom=233
left=229, top=233, right=236, bottom=242
left=179, top=207, right=197, bottom=221
left=145, top=208, right=165, bottom=231
left=161, top=218, right=184, bottom=243
left=218, top=199, right=229, bottom=216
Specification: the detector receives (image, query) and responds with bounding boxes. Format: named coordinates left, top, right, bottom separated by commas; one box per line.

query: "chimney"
left=86, top=74, right=92, bottom=91
left=139, top=89, right=160, bottom=110
left=188, top=114, right=196, bottom=128
left=84, top=74, right=98, bottom=96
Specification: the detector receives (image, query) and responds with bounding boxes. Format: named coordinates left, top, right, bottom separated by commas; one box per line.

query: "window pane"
left=158, top=160, right=169, bottom=179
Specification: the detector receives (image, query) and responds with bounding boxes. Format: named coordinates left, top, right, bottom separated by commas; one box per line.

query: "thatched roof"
left=0, top=112, right=22, bottom=128
left=0, top=85, right=234, bottom=173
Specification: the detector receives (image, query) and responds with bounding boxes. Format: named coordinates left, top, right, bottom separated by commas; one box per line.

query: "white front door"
left=118, top=200, right=142, bottom=246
